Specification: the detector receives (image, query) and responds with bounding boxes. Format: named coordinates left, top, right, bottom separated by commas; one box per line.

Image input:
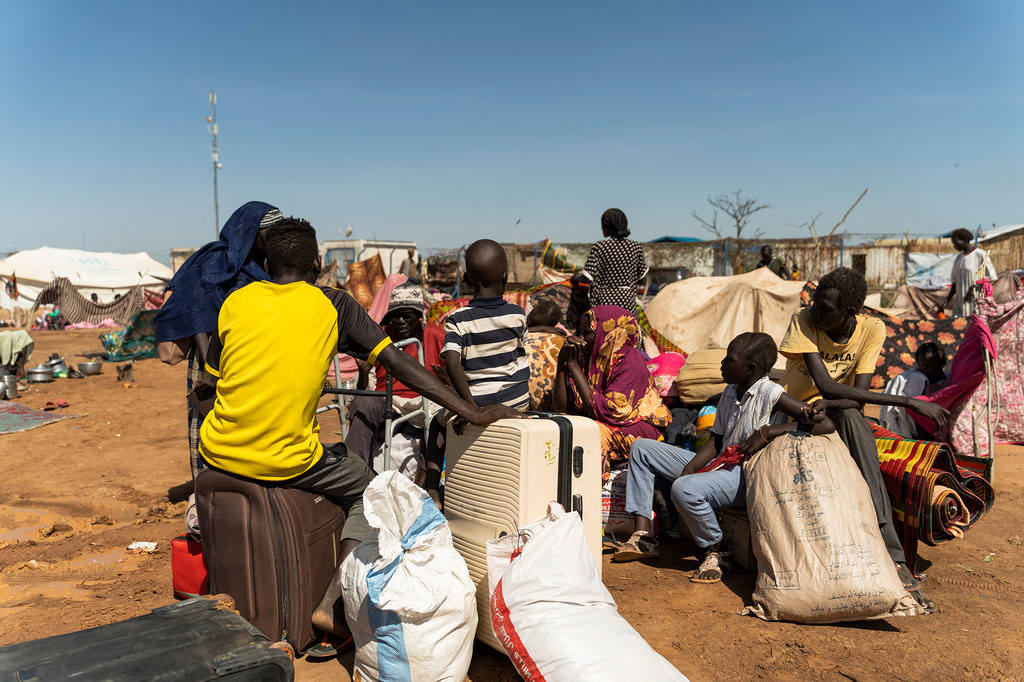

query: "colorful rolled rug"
left=871, top=423, right=994, bottom=571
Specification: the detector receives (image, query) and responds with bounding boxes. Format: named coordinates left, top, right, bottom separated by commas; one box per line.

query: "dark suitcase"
left=195, top=468, right=346, bottom=655
left=0, top=598, right=292, bottom=681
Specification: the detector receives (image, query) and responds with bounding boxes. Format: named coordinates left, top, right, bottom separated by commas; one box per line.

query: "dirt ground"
left=2, top=330, right=1023, bottom=681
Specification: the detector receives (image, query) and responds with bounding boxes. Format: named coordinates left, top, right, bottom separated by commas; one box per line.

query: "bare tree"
left=692, top=190, right=769, bottom=241
left=692, top=189, right=770, bottom=273
left=789, top=188, right=868, bottom=279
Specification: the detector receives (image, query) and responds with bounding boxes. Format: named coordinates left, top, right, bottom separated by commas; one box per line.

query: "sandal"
left=43, top=402, right=57, bottom=411
left=305, top=633, right=354, bottom=659
left=911, top=588, right=938, bottom=614
left=690, top=550, right=732, bottom=583
left=612, top=531, right=660, bottom=563
left=57, top=399, right=69, bottom=409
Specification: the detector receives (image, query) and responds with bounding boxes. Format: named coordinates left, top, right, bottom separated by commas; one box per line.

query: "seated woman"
left=552, top=305, right=671, bottom=472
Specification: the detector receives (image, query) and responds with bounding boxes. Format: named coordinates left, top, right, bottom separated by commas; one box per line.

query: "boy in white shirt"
left=615, top=332, right=833, bottom=583
left=879, top=342, right=949, bottom=438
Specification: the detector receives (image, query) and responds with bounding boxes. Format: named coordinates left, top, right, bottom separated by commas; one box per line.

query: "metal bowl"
left=78, top=361, right=103, bottom=376
left=26, top=365, right=54, bottom=383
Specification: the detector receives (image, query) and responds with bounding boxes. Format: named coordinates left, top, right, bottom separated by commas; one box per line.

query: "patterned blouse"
left=581, top=238, right=648, bottom=311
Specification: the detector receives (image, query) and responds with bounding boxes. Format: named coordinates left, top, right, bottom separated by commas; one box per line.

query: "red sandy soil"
left=2, top=330, right=1023, bottom=681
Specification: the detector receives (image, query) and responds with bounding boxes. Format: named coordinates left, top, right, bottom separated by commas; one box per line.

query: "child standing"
left=425, top=239, right=530, bottom=500
left=613, top=332, right=834, bottom=584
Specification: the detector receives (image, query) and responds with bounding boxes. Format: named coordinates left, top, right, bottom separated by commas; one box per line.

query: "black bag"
left=0, top=598, right=292, bottom=681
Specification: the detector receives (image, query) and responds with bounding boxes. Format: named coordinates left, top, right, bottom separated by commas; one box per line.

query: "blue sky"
left=1, top=1, right=1021, bottom=263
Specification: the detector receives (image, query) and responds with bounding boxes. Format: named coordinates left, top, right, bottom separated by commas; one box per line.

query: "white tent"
left=0, top=247, right=172, bottom=309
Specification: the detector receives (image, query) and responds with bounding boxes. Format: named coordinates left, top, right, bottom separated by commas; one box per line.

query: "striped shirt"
left=442, top=297, right=530, bottom=409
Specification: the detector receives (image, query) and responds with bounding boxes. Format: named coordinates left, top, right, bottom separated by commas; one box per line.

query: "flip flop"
left=43, top=402, right=57, bottom=411
left=895, top=563, right=921, bottom=592
left=305, top=633, right=354, bottom=659
left=57, top=399, right=69, bottom=409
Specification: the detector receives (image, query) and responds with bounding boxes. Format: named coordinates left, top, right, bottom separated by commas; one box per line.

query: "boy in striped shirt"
left=426, top=239, right=530, bottom=501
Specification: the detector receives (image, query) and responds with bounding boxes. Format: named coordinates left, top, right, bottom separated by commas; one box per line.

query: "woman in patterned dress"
left=577, top=208, right=649, bottom=315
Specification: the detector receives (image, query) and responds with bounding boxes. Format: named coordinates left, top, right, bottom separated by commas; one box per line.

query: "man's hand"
left=464, top=404, right=526, bottom=427
left=908, top=398, right=949, bottom=429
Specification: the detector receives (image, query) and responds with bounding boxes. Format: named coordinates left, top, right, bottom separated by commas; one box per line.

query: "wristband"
left=759, top=426, right=770, bottom=445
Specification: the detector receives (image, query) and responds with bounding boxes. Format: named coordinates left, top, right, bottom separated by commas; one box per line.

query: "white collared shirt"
left=711, top=376, right=785, bottom=448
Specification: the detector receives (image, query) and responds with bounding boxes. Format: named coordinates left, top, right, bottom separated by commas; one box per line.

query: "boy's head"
left=463, top=239, right=508, bottom=294
left=722, top=332, right=778, bottom=385
left=809, top=267, right=867, bottom=331
left=951, top=228, right=974, bottom=253
left=263, top=218, right=320, bottom=282
left=760, top=245, right=773, bottom=261
left=527, top=299, right=561, bottom=328
left=915, top=342, right=947, bottom=382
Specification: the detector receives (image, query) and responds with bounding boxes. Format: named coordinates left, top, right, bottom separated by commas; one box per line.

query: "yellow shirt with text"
left=778, top=308, right=884, bottom=404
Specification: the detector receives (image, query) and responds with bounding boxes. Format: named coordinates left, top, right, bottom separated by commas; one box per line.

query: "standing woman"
left=577, top=208, right=649, bottom=315
left=155, top=201, right=284, bottom=480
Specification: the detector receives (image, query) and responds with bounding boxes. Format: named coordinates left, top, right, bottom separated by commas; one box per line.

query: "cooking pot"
left=78, top=361, right=103, bottom=376
left=2, top=375, right=19, bottom=398
left=47, top=357, right=68, bottom=374
left=26, top=365, right=54, bottom=383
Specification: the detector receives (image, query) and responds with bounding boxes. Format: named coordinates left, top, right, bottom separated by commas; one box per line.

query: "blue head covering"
left=154, top=201, right=281, bottom=342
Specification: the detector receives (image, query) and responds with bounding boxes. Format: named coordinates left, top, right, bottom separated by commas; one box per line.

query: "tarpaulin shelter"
left=643, top=268, right=806, bottom=354
left=0, top=247, right=172, bottom=309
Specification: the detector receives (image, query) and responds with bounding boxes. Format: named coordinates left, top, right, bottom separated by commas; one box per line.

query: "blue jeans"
left=626, top=439, right=745, bottom=549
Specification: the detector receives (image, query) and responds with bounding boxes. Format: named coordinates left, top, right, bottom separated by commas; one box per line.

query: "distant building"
left=320, top=239, right=418, bottom=279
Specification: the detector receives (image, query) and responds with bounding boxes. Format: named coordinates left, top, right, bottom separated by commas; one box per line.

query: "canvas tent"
left=0, top=247, right=172, bottom=310
left=644, top=268, right=806, bottom=354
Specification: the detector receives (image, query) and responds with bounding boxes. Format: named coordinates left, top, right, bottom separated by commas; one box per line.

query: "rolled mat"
left=871, top=423, right=995, bottom=572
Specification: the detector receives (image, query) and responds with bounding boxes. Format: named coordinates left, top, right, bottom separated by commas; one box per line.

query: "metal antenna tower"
left=206, top=91, right=222, bottom=239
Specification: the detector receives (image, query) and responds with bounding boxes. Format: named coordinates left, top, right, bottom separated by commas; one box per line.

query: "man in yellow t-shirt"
left=779, top=267, right=949, bottom=614
left=199, top=219, right=523, bottom=640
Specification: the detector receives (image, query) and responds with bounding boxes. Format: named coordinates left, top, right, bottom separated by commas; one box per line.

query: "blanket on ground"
left=0, top=402, right=79, bottom=434
left=872, top=423, right=994, bottom=572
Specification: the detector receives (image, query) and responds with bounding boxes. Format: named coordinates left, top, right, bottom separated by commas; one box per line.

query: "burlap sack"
left=742, top=432, right=924, bottom=623
left=673, top=348, right=727, bottom=404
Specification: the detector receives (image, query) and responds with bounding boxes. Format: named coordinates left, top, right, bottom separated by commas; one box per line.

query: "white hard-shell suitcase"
left=443, top=413, right=603, bottom=650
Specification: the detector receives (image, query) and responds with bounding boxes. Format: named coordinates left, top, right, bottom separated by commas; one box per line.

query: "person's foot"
left=311, top=571, right=351, bottom=639
left=612, top=530, right=660, bottom=563
left=690, top=550, right=732, bottom=583
left=895, top=562, right=920, bottom=591
left=896, top=562, right=937, bottom=614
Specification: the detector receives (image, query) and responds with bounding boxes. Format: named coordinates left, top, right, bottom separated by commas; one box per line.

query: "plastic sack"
left=487, top=503, right=687, bottom=681
left=340, top=471, right=477, bottom=682
left=742, top=432, right=924, bottom=623
left=371, top=431, right=422, bottom=482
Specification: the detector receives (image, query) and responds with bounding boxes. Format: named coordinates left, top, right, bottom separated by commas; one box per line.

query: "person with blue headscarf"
left=156, top=201, right=285, bottom=480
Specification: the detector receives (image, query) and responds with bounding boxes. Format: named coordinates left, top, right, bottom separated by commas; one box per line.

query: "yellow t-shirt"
left=199, top=281, right=388, bottom=481
left=778, top=308, right=884, bottom=404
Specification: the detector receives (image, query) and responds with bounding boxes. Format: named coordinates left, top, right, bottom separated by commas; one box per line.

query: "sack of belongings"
left=742, top=432, right=924, bottom=623
left=340, top=471, right=477, bottom=681
left=487, top=503, right=687, bottom=681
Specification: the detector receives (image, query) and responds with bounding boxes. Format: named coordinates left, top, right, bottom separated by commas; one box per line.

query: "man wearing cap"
left=344, top=282, right=443, bottom=477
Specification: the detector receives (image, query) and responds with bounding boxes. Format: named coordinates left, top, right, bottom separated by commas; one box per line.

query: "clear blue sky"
left=1, top=1, right=1021, bottom=263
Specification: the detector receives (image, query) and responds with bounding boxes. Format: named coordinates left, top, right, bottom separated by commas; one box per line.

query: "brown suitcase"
left=195, top=468, right=347, bottom=655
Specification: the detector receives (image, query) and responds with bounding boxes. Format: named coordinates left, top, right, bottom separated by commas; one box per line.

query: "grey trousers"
left=830, top=407, right=906, bottom=565
left=286, top=442, right=375, bottom=544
